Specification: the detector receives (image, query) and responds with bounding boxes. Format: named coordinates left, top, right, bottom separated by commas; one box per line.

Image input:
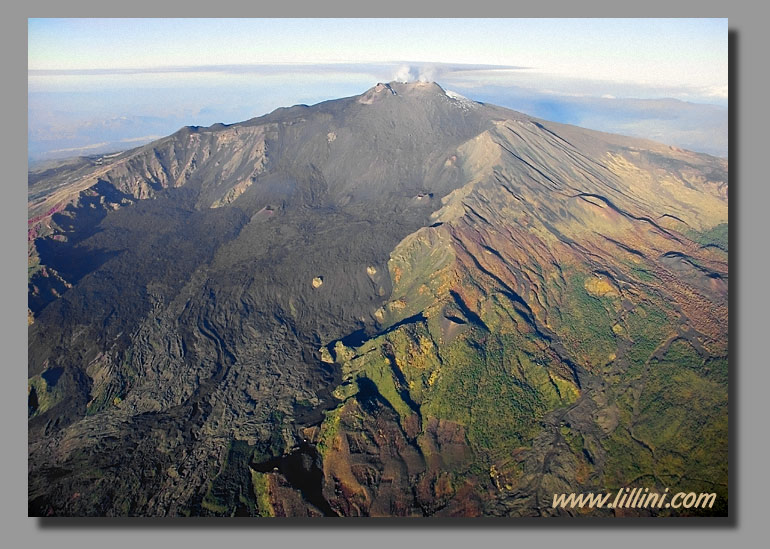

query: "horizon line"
left=28, top=61, right=531, bottom=76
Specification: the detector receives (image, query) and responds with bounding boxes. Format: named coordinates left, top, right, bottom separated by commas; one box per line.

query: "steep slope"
left=28, top=82, right=727, bottom=517
left=308, top=117, right=727, bottom=516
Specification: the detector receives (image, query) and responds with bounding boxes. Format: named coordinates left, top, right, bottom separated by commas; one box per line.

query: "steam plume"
left=392, top=64, right=439, bottom=83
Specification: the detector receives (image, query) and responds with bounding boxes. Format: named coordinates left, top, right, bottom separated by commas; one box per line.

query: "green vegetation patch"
left=551, top=270, right=619, bottom=368
left=317, top=407, right=343, bottom=457
left=601, top=337, right=727, bottom=505
left=600, top=426, right=656, bottom=489
left=688, top=223, right=728, bottom=253
left=635, top=340, right=727, bottom=481
left=201, top=439, right=261, bottom=516
left=623, top=302, right=676, bottom=374
left=423, top=327, right=578, bottom=463
left=322, top=293, right=582, bottom=469
left=28, top=372, right=66, bottom=417
left=250, top=470, right=275, bottom=517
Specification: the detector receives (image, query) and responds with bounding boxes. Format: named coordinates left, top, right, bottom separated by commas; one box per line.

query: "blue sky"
left=29, top=18, right=727, bottom=97
left=28, top=18, right=729, bottom=161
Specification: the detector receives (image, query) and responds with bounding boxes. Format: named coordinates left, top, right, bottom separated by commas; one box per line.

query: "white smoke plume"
left=417, top=65, right=436, bottom=82
left=392, top=64, right=439, bottom=83
left=393, top=65, right=415, bottom=82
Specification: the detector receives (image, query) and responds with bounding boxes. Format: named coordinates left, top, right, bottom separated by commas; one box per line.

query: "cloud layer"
left=28, top=61, right=728, bottom=162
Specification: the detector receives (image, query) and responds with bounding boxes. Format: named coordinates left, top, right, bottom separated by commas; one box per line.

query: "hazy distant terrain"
left=28, top=64, right=728, bottom=162
left=463, top=86, right=728, bottom=158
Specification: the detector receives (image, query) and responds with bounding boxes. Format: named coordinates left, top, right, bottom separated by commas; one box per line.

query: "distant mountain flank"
left=28, top=82, right=728, bottom=517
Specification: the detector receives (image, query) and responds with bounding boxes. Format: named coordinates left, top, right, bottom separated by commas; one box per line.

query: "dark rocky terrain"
left=28, top=82, right=728, bottom=517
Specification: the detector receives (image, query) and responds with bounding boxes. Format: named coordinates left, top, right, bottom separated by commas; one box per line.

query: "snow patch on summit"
left=445, top=90, right=479, bottom=110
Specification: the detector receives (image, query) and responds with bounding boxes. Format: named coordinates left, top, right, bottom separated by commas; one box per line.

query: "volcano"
left=28, top=81, right=728, bottom=517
